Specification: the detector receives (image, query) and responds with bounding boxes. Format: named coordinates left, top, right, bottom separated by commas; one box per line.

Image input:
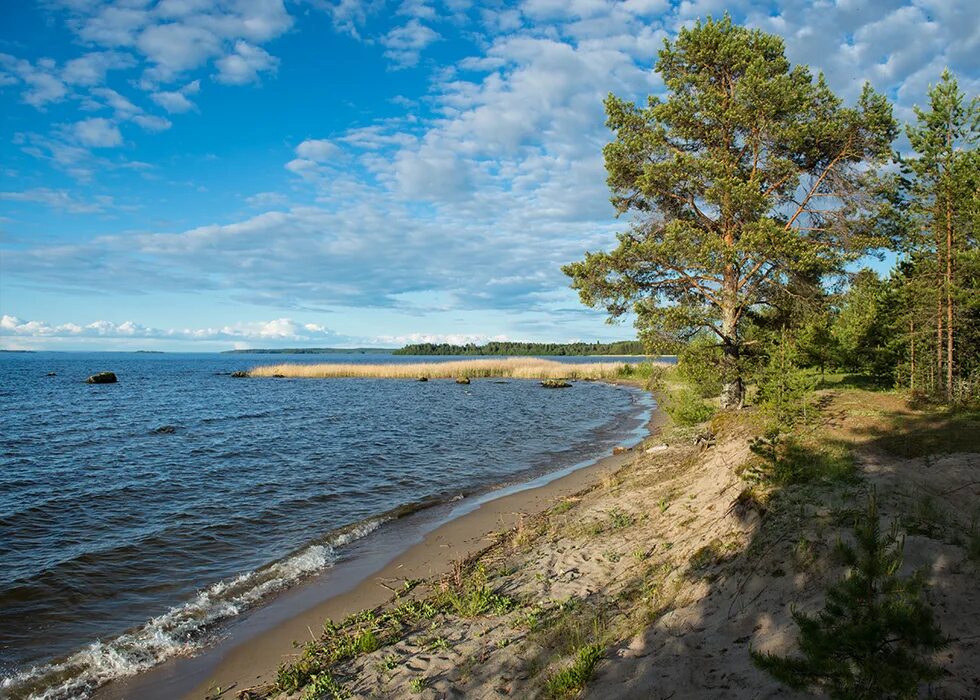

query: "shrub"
left=677, top=335, right=724, bottom=398
left=752, top=492, right=947, bottom=698
left=664, top=388, right=716, bottom=426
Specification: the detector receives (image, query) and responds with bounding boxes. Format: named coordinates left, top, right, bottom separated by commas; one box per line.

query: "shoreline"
left=94, top=383, right=662, bottom=700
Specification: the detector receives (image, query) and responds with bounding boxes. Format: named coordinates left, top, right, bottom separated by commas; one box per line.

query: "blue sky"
left=1, top=0, right=977, bottom=350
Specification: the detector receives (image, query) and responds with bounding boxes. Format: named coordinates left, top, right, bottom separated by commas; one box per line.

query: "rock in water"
left=418, top=376, right=429, bottom=382
left=85, top=372, right=117, bottom=384
left=152, top=425, right=177, bottom=434
left=613, top=445, right=628, bottom=455
left=230, top=371, right=249, bottom=378
left=540, top=379, right=571, bottom=388
left=456, top=377, right=471, bottom=384
left=46, top=372, right=57, bottom=377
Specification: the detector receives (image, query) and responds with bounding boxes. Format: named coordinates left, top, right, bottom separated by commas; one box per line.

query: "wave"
left=0, top=518, right=386, bottom=700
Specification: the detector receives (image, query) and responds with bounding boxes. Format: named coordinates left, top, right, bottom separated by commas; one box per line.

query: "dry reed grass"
left=247, top=357, right=633, bottom=380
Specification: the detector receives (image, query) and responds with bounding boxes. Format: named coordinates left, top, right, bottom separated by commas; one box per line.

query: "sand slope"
left=241, top=389, right=980, bottom=699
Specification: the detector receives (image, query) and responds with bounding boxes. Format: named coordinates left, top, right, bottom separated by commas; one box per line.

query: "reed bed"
left=247, top=358, right=633, bottom=380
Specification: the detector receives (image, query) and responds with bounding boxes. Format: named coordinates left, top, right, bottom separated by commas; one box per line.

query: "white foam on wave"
left=1, top=518, right=387, bottom=700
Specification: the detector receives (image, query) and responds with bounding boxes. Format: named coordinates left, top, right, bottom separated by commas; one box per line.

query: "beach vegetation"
left=607, top=507, right=636, bottom=529
left=543, top=643, right=605, bottom=699
left=247, top=357, right=639, bottom=380
left=753, top=492, right=948, bottom=698
left=746, top=434, right=856, bottom=487
left=408, top=675, right=426, bottom=693
left=663, top=387, right=716, bottom=426
left=302, top=672, right=348, bottom=700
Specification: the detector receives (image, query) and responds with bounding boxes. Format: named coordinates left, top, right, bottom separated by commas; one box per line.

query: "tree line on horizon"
left=564, top=15, right=978, bottom=408
left=392, top=340, right=647, bottom=356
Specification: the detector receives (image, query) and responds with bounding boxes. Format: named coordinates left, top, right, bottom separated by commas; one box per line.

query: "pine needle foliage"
left=752, top=493, right=947, bottom=698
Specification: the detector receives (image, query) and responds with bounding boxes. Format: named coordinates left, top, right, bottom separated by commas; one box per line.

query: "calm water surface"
left=0, top=352, right=652, bottom=698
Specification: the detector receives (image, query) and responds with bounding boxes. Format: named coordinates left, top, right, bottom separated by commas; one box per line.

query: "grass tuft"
left=544, top=643, right=604, bottom=698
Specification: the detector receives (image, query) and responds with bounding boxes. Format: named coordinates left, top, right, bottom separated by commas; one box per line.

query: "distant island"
left=222, top=341, right=649, bottom=356
left=392, top=341, right=646, bottom=356
left=222, top=347, right=397, bottom=354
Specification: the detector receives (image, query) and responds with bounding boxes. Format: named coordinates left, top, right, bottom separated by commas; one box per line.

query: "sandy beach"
left=95, top=388, right=665, bottom=700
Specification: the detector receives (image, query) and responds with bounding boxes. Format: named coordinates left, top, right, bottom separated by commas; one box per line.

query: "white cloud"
left=295, top=139, right=340, bottom=161
left=72, top=117, right=123, bottom=147
left=0, top=188, right=113, bottom=213
left=61, top=50, right=135, bottom=85
left=0, top=54, right=68, bottom=107
left=381, top=19, right=440, bottom=67
left=214, top=40, right=278, bottom=84
left=0, top=314, right=348, bottom=343
left=151, top=79, right=200, bottom=112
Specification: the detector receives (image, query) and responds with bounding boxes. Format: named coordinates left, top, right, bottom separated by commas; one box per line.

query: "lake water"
left=0, top=352, right=653, bottom=699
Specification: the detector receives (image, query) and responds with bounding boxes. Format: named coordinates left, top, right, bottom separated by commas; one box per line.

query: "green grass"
left=607, top=507, right=636, bottom=529
left=664, top=388, right=716, bottom=426
left=746, top=436, right=857, bottom=487
left=544, top=643, right=605, bottom=698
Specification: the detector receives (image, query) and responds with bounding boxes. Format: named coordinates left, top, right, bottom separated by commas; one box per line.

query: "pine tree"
left=752, top=493, right=947, bottom=698
left=900, top=70, right=979, bottom=401
left=563, top=16, right=895, bottom=408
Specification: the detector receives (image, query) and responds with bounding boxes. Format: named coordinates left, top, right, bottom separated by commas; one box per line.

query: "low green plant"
left=436, top=565, right=515, bottom=618
left=607, top=507, right=635, bottom=529
left=752, top=492, right=947, bottom=698
left=747, top=434, right=856, bottom=486
left=303, top=672, right=348, bottom=700
left=544, top=643, right=604, bottom=698
left=409, top=676, right=426, bottom=693
left=664, top=387, right=716, bottom=426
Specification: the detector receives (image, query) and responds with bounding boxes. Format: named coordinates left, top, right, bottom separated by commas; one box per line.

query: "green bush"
left=677, top=335, right=724, bottom=398
left=664, top=388, right=716, bottom=426
left=753, top=493, right=947, bottom=698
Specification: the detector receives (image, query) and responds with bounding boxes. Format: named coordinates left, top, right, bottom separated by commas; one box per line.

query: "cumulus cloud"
left=72, top=117, right=123, bottom=147
left=0, top=314, right=350, bottom=344
left=151, top=79, right=201, bottom=112
left=381, top=19, right=440, bottom=67
left=3, top=0, right=979, bottom=345
left=214, top=40, right=278, bottom=84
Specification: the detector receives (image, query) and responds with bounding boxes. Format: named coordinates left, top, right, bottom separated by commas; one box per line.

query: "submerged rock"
left=230, top=371, right=249, bottom=378
left=46, top=372, right=57, bottom=377
left=540, top=379, right=572, bottom=388
left=85, top=372, right=117, bottom=384
left=152, top=425, right=177, bottom=434
left=456, top=377, right=471, bottom=384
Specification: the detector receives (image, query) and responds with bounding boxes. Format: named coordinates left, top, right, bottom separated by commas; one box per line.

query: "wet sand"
left=98, top=393, right=663, bottom=700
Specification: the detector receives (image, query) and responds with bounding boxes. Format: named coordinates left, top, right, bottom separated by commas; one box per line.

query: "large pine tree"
left=564, top=16, right=896, bottom=408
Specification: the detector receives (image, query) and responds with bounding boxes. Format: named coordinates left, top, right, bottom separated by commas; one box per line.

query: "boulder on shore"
left=85, top=372, right=117, bottom=384
left=540, top=379, right=572, bottom=388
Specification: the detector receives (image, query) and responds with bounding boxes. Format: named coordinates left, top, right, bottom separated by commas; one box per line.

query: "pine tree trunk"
left=719, top=269, right=744, bottom=409
left=946, top=193, right=954, bottom=401
left=937, top=283, right=943, bottom=395
left=910, top=318, right=915, bottom=391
